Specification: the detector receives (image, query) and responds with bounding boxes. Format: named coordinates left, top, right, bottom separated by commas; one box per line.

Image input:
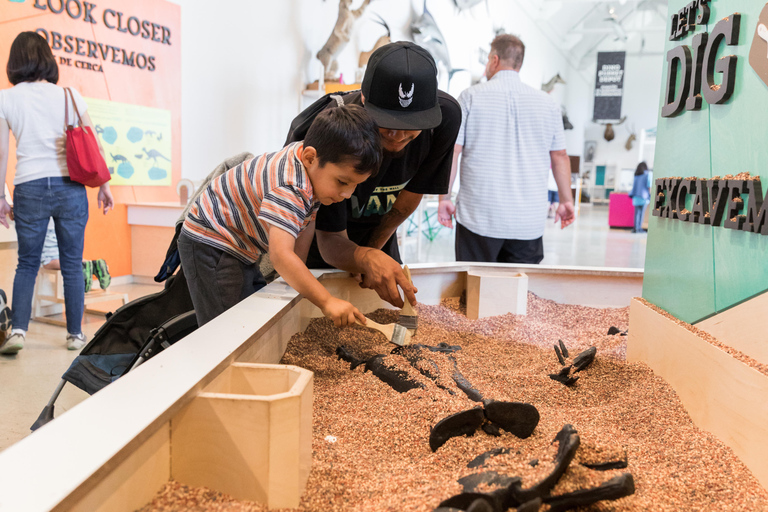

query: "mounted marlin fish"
left=410, top=0, right=463, bottom=84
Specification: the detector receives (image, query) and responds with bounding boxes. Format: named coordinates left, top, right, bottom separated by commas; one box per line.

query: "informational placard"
left=593, top=51, right=626, bottom=121
left=86, top=98, right=172, bottom=186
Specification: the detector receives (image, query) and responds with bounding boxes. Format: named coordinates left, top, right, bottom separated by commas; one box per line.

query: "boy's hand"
left=321, top=297, right=367, bottom=327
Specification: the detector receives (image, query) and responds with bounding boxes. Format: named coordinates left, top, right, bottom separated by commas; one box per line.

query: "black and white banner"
left=593, top=51, right=625, bottom=121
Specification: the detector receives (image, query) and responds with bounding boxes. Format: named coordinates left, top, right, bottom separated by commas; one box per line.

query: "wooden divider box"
left=171, top=363, right=313, bottom=508
left=467, top=270, right=528, bottom=319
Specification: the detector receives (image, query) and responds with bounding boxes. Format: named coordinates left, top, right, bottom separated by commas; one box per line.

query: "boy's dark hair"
left=304, top=104, right=382, bottom=177
left=7, top=31, right=59, bottom=85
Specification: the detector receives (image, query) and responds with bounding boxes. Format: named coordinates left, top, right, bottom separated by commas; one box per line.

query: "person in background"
left=0, top=31, right=113, bottom=355
left=547, top=168, right=559, bottom=219
left=40, top=218, right=111, bottom=291
left=438, top=34, right=574, bottom=264
left=285, top=42, right=461, bottom=308
left=629, top=161, right=651, bottom=234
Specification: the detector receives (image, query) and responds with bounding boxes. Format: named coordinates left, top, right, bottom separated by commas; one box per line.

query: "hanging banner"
left=593, top=51, right=626, bottom=121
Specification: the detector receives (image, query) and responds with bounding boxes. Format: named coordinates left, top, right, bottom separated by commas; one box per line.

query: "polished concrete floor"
left=401, top=203, right=647, bottom=268
left=0, top=204, right=646, bottom=453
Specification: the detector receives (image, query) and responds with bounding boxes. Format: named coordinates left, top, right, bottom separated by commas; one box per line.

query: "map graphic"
left=85, top=98, right=172, bottom=186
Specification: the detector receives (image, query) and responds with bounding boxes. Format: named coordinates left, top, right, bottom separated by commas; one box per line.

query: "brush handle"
left=401, top=266, right=417, bottom=316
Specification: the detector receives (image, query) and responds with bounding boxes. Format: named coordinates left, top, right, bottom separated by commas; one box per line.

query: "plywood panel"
left=131, top=225, right=175, bottom=277
left=695, top=290, right=768, bottom=365
left=627, top=298, right=768, bottom=489
left=642, top=1, right=715, bottom=323
left=69, top=424, right=170, bottom=512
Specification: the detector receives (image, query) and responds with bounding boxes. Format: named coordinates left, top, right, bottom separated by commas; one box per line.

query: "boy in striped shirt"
left=179, top=105, right=382, bottom=327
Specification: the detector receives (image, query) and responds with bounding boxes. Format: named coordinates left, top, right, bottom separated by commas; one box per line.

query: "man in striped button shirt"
left=438, top=34, right=575, bottom=264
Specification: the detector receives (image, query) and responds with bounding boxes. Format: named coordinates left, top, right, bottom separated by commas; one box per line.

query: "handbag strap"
left=64, top=87, right=83, bottom=128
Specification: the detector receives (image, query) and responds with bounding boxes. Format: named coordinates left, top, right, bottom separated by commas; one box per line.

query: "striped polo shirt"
left=455, top=70, right=566, bottom=240
left=182, top=142, right=320, bottom=263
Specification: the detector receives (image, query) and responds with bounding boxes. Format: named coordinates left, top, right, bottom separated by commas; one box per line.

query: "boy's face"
left=302, top=147, right=371, bottom=205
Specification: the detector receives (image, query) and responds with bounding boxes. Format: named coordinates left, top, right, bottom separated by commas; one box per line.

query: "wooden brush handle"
left=401, top=266, right=417, bottom=316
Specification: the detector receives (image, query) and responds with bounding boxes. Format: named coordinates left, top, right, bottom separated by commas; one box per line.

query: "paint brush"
left=398, top=265, right=418, bottom=332
left=355, top=318, right=412, bottom=346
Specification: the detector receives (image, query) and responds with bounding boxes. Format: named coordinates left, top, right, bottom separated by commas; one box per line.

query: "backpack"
left=284, top=90, right=358, bottom=146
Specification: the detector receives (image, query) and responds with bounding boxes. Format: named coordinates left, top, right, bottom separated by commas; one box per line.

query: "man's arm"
left=550, top=149, right=575, bottom=229
left=437, top=144, right=462, bottom=228
left=316, top=229, right=417, bottom=308
left=366, top=189, right=423, bottom=250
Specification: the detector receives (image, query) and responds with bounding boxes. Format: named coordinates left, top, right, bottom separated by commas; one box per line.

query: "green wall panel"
left=642, top=3, right=716, bottom=323
left=708, top=1, right=768, bottom=312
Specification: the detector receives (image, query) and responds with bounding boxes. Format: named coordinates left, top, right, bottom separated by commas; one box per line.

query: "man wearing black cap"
left=285, top=41, right=461, bottom=307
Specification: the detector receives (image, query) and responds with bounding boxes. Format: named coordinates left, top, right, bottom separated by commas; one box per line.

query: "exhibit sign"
left=87, top=98, right=172, bottom=186
left=652, top=175, right=765, bottom=234
left=1, top=0, right=181, bottom=276
left=645, top=0, right=768, bottom=324
left=593, top=51, right=625, bottom=121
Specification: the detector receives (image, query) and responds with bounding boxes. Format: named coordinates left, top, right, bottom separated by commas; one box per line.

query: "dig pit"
left=139, top=293, right=768, bottom=511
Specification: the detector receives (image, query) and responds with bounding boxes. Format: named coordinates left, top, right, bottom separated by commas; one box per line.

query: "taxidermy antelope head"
left=358, top=13, right=390, bottom=68
left=625, top=124, right=637, bottom=151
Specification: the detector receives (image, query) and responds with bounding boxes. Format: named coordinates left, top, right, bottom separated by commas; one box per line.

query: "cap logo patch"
left=398, top=83, right=415, bottom=107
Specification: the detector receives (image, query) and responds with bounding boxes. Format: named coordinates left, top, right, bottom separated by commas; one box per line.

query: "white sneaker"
left=1, top=332, right=24, bottom=355
left=66, top=332, right=87, bottom=351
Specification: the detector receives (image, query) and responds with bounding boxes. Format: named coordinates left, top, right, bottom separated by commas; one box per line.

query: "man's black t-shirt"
left=285, top=89, right=461, bottom=265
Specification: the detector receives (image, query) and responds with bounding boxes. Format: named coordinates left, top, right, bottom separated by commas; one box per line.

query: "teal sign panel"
left=644, top=0, right=768, bottom=323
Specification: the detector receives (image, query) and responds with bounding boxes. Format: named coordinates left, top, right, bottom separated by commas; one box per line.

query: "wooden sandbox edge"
left=627, top=297, right=768, bottom=490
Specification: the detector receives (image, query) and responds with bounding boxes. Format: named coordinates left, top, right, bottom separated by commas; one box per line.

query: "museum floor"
left=0, top=204, right=646, bottom=453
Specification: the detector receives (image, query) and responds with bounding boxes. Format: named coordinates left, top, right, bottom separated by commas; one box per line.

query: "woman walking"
left=0, top=31, right=113, bottom=354
left=629, top=161, right=651, bottom=234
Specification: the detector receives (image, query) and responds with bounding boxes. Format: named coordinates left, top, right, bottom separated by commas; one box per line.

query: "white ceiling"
left=512, top=0, right=669, bottom=69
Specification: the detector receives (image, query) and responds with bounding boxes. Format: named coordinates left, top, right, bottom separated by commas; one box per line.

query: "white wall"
left=168, top=0, right=660, bottom=182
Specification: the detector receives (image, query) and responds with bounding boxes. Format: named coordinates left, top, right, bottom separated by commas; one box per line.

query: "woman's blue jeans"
left=634, top=204, right=647, bottom=233
left=12, top=177, right=88, bottom=334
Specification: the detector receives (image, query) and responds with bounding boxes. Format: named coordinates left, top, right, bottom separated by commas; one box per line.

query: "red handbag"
left=64, top=88, right=110, bottom=188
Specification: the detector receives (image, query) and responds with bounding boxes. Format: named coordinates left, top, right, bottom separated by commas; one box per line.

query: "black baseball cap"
left=361, top=41, right=442, bottom=131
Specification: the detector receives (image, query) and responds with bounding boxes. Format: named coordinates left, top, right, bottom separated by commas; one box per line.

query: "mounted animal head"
left=358, top=13, right=391, bottom=68
left=542, top=73, right=566, bottom=93
left=624, top=123, right=637, bottom=151
left=600, top=116, right=626, bottom=142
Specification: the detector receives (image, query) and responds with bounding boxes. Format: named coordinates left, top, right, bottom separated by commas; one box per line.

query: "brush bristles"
left=398, top=315, right=418, bottom=330
left=391, top=323, right=408, bottom=346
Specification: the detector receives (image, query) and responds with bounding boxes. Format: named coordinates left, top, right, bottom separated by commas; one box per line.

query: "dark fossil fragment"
left=430, top=402, right=539, bottom=452
left=467, top=448, right=512, bottom=468
left=548, top=365, right=578, bottom=386
left=336, top=346, right=423, bottom=393
left=572, top=346, right=596, bottom=372
left=543, top=473, right=635, bottom=512
left=429, top=408, right=486, bottom=452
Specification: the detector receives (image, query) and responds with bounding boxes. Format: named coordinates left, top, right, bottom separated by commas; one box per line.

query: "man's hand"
left=437, top=198, right=456, bottom=228
left=555, top=201, right=575, bottom=229
left=98, top=184, right=114, bottom=215
left=320, top=297, right=367, bottom=327
left=0, top=197, right=11, bottom=229
left=359, top=249, right=418, bottom=308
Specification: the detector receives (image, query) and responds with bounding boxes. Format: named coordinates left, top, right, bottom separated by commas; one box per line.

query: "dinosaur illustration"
left=110, top=153, right=128, bottom=164
left=157, top=132, right=163, bottom=142
left=142, top=148, right=171, bottom=166
left=94, top=125, right=104, bottom=135
left=135, top=154, right=144, bottom=160
left=145, top=130, right=156, bottom=137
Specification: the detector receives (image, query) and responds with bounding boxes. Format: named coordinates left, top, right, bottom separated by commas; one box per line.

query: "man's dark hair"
left=7, top=31, right=59, bottom=85
left=491, top=34, right=525, bottom=70
left=304, top=104, right=382, bottom=177
left=635, top=161, right=649, bottom=176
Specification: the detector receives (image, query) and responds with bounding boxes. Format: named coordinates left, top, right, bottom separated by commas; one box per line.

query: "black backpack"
left=284, top=90, right=360, bottom=146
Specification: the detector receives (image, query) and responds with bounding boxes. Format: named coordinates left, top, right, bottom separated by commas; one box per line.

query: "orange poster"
left=0, top=0, right=181, bottom=276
